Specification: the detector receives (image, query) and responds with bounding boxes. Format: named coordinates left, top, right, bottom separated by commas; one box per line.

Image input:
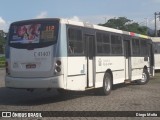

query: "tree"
left=0, top=34, right=6, bottom=54
left=99, top=17, right=148, bottom=35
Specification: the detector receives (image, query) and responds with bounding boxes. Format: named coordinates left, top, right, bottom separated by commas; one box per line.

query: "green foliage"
left=0, top=56, right=5, bottom=61
left=0, top=36, right=6, bottom=45
left=0, top=35, right=6, bottom=54
left=0, top=56, right=5, bottom=68
left=99, top=17, right=148, bottom=35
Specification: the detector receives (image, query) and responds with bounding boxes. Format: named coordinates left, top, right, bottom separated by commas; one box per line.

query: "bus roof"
left=150, top=37, right=160, bottom=42
left=61, top=18, right=150, bottom=39
left=10, top=18, right=150, bottom=39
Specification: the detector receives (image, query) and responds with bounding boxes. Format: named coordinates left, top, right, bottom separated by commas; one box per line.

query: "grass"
left=0, top=56, right=5, bottom=68
left=0, top=56, right=5, bottom=61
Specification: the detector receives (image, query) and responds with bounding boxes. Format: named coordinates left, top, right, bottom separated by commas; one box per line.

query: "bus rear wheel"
left=137, top=69, right=150, bottom=85
left=101, top=72, right=112, bottom=95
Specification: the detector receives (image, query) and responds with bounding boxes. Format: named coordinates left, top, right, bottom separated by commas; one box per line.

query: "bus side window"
left=132, top=38, right=140, bottom=56
left=96, top=32, right=110, bottom=55
left=68, top=41, right=74, bottom=54
left=67, top=27, right=83, bottom=55
left=111, top=35, right=122, bottom=55
left=140, top=39, right=148, bottom=56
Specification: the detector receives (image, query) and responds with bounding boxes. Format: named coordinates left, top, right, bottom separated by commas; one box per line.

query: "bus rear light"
left=56, top=60, right=61, bottom=66
left=55, top=66, right=61, bottom=73
left=54, top=60, right=61, bottom=74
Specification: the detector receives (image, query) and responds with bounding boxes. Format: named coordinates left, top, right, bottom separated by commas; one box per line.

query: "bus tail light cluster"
left=55, top=60, right=61, bottom=73
left=5, top=61, right=10, bottom=75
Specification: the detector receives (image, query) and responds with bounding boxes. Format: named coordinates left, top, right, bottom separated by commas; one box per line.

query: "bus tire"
left=101, top=72, right=112, bottom=95
left=137, top=69, right=150, bottom=85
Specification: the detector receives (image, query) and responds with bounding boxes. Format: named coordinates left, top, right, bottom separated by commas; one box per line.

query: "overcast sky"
left=1, top=0, right=160, bottom=32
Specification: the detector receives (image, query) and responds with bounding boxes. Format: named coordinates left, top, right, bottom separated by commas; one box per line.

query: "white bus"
left=5, top=18, right=154, bottom=95
left=151, top=37, right=160, bottom=70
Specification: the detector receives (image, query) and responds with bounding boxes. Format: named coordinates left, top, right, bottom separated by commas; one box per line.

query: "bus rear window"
left=9, top=20, right=59, bottom=48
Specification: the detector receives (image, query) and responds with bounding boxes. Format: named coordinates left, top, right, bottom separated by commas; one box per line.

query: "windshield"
left=9, top=19, right=59, bottom=49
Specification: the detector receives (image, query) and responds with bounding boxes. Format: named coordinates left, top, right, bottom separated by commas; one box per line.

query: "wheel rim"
left=141, top=72, right=147, bottom=83
left=104, top=77, right=111, bottom=91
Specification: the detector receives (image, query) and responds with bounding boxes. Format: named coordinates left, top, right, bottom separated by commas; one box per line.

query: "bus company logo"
left=1, top=112, right=42, bottom=118
left=2, top=112, right=11, bottom=117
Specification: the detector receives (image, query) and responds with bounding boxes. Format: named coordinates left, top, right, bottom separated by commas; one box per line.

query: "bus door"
left=123, top=40, right=131, bottom=80
left=148, top=43, right=154, bottom=75
left=85, top=35, right=95, bottom=87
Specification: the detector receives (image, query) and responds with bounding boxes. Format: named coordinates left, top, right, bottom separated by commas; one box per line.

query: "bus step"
left=124, top=79, right=131, bottom=84
left=85, top=87, right=95, bottom=90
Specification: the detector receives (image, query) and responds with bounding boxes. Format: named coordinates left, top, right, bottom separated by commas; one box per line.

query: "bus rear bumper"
left=5, top=75, right=64, bottom=89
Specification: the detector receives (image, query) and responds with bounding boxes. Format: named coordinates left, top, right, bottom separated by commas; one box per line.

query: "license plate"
left=26, top=64, right=36, bottom=69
